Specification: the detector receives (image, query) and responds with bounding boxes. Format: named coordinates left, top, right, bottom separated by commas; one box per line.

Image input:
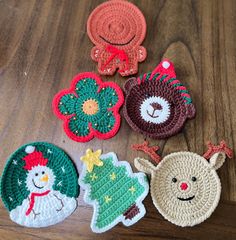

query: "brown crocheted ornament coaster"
left=123, top=59, right=196, bottom=139
left=134, top=141, right=233, bottom=227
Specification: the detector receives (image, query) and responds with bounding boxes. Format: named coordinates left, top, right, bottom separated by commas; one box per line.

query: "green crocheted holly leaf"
left=0, top=142, right=79, bottom=211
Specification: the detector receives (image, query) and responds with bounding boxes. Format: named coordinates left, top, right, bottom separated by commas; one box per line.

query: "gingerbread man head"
left=87, top=0, right=147, bottom=76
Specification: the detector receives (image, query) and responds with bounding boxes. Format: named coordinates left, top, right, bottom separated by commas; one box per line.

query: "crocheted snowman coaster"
left=123, top=59, right=196, bottom=139
left=79, top=149, right=149, bottom=233
left=134, top=141, right=233, bottom=227
left=52, top=72, right=124, bottom=142
left=87, top=0, right=147, bottom=76
left=0, top=142, right=79, bottom=228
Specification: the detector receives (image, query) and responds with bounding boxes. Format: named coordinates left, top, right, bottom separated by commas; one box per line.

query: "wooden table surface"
left=0, top=0, right=236, bottom=239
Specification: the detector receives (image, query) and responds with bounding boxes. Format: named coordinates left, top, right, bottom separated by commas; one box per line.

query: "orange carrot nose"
left=40, top=174, right=49, bottom=182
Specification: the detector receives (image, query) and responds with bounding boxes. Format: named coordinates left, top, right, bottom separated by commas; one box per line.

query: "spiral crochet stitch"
left=0, top=142, right=79, bottom=228
left=123, top=59, right=196, bottom=139
left=134, top=142, right=233, bottom=227
left=87, top=0, right=147, bottom=76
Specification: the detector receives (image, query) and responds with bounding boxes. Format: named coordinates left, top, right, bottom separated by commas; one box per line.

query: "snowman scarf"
left=26, top=190, right=50, bottom=216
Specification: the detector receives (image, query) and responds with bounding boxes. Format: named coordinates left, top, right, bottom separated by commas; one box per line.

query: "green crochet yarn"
left=58, top=78, right=118, bottom=135
left=0, top=142, right=79, bottom=212
left=139, top=72, right=192, bottom=104
left=82, top=155, right=146, bottom=230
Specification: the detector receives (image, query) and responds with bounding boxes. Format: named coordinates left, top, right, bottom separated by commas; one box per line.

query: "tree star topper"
left=80, top=149, right=103, bottom=172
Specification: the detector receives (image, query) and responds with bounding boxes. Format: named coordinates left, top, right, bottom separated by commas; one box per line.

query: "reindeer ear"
left=209, top=152, right=226, bottom=170
left=134, top=157, right=156, bottom=174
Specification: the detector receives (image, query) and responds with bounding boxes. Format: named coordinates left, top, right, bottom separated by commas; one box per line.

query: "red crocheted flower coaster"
left=52, top=72, right=124, bottom=142
left=123, top=59, right=196, bottom=139
left=87, top=0, right=147, bottom=77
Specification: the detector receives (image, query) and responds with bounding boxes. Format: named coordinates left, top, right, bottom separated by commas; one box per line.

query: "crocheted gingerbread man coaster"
left=52, top=72, right=124, bottom=142
left=87, top=0, right=147, bottom=76
left=123, top=59, right=196, bottom=139
left=79, top=149, right=149, bottom=233
left=134, top=140, right=233, bottom=227
left=0, top=142, right=79, bottom=228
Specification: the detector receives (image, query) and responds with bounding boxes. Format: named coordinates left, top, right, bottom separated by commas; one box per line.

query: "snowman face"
left=26, top=166, right=55, bottom=193
left=152, top=153, right=221, bottom=226
left=140, top=96, right=170, bottom=124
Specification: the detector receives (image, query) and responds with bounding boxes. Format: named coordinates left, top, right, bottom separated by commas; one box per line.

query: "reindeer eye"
left=172, top=177, right=177, bottom=183
left=192, top=176, right=197, bottom=182
left=35, top=173, right=38, bottom=176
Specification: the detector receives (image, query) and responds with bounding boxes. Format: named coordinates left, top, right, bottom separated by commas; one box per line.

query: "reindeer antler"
left=203, top=140, right=233, bottom=159
left=131, top=141, right=161, bottom=164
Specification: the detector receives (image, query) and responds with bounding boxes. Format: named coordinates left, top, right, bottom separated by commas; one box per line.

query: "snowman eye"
left=42, top=171, right=45, bottom=175
left=35, top=173, right=38, bottom=176
left=172, top=177, right=177, bottom=183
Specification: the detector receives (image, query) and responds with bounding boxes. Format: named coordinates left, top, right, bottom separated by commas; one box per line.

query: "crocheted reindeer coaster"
left=123, top=59, right=196, bottom=139
left=87, top=0, right=147, bottom=76
left=0, top=142, right=79, bottom=228
left=52, top=72, right=124, bottom=142
left=79, top=149, right=149, bottom=233
left=134, top=140, right=233, bottom=227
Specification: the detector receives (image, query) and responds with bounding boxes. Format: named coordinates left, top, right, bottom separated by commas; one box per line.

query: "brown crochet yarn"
left=123, top=59, right=196, bottom=139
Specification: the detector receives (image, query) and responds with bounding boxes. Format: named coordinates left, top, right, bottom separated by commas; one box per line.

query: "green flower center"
left=82, top=99, right=99, bottom=115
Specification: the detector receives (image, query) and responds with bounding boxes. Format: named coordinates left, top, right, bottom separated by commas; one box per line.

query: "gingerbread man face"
left=134, top=142, right=233, bottom=227
left=87, top=0, right=147, bottom=76
left=123, top=60, right=196, bottom=139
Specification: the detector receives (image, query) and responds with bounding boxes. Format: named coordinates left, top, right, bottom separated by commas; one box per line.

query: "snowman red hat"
left=23, top=146, right=48, bottom=170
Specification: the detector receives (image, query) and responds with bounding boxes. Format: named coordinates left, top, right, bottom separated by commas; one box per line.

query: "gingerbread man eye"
left=192, top=176, right=197, bottom=182
left=172, top=177, right=177, bottom=183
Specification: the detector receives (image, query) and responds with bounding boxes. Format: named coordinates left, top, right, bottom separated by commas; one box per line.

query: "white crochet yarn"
left=10, top=165, right=77, bottom=228
left=134, top=151, right=226, bottom=227
left=140, top=96, right=170, bottom=124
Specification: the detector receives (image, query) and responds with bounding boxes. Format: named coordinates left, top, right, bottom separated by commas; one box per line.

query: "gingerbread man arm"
left=91, top=46, right=101, bottom=62
left=136, top=46, right=147, bottom=62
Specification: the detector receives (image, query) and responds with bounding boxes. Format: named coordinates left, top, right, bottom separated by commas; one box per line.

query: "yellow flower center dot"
left=82, top=99, right=99, bottom=115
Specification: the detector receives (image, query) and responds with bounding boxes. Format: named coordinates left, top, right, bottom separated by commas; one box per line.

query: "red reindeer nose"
left=180, top=182, right=188, bottom=191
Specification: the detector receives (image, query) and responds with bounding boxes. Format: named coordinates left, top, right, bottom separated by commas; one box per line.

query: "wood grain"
left=0, top=0, right=236, bottom=239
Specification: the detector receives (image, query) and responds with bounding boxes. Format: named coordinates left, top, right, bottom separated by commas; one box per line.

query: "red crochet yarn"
left=23, top=151, right=48, bottom=171
left=52, top=72, right=124, bottom=142
left=87, top=0, right=147, bottom=76
left=26, top=190, right=50, bottom=216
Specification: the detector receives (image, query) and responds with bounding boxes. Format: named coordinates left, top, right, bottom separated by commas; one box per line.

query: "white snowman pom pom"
left=25, top=145, right=35, bottom=154
left=162, top=61, right=170, bottom=69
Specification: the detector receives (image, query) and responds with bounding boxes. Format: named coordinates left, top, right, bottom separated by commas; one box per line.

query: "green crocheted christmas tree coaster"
left=79, top=149, right=149, bottom=233
left=0, top=142, right=79, bottom=228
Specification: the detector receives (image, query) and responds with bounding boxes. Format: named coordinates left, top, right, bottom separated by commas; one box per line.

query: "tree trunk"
left=123, top=204, right=140, bottom=220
